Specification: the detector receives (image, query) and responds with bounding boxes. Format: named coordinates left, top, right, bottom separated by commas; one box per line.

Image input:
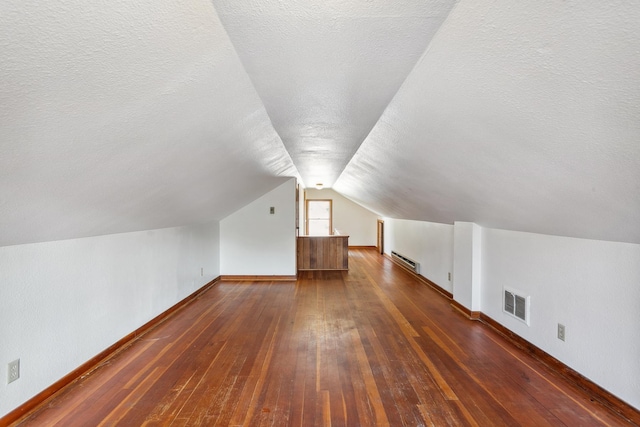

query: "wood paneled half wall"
left=297, top=235, right=348, bottom=271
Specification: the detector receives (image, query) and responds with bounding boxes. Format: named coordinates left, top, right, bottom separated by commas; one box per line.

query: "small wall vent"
left=503, top=287, right=530, bottom=326
left=391, top=251, right=420, bottom=274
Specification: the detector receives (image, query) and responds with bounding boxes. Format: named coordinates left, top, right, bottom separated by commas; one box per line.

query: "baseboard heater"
left=391, top=251, right=420, bottom=274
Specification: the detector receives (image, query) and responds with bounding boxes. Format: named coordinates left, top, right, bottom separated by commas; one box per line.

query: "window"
left=306, top=199, right=332, bottom=235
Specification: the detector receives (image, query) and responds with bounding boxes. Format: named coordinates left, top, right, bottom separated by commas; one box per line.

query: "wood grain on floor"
left=13, top=249, right=635, bottom=426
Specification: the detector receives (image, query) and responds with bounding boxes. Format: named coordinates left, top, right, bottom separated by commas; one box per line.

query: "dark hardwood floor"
left=12, top=248, right=635, bottom=426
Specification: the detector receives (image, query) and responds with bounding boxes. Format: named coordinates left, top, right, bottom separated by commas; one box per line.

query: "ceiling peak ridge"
left=209, top=1, right=303, bottom=186
left=334, top=1, right=461, bottom=189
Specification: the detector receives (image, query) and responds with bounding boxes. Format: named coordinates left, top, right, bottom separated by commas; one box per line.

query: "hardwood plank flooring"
left=12, top=249, right=635, bottom=426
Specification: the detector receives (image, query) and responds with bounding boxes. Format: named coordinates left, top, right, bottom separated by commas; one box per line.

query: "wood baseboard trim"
left=450, top=299, right=481, bottom=320
left=478, top=313, right=640, bottom=425
left=219, top=275, right=298, bottom=282
left=383, top=253, right=453, bottom=299
left=348, top=245, right=377, bottom=249
left=0, top=277, right=221, bottom=427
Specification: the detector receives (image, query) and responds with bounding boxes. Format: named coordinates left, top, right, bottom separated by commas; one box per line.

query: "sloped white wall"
left=383, top=218, right=453, bottom=293
left=220, top=179, right=297, bottom=275
left=481, top=228, right=640, bottom=409
left=305, top=189, right=378, bottom=246
left=0, top=221, right=220, bottom=418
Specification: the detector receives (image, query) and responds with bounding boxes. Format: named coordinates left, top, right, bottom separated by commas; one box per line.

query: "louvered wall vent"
left=503, top=287, right=530, bottom=326
left=391, top=251, right=420, bottom=274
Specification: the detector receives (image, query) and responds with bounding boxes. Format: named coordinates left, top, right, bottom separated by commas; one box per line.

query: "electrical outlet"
left=448, top=272, right=451, bottom=281
left=8, top=359, right=20, bottom=384
left=200, top=267, right=204, bottom=277
left=557, top=324, right=566, bottom=341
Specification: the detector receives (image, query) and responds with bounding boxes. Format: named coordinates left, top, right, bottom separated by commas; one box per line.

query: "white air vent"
left=503, top=287, right=530, bottom=326
left=391, top=251, right=420, bottom=274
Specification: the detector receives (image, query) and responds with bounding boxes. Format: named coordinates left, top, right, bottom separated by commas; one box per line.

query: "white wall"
left=220, top=179, right=297, bottom=275
left=305, top=189, right=378, bottom=246
left=383, top=218, right=454, bottom=293
left=384, top=217, right=640, bottom=410
left=0, top=221, right=220, bottom=418
left=453, top=222, right=482, bottom=311
left=481, top=228, right=640, bottom=409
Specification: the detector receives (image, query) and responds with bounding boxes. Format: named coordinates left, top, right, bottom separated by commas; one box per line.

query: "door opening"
left=377, top=219, right=384, bottom=255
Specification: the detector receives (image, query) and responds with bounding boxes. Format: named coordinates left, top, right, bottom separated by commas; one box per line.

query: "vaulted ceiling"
left=1, top=0, right=639, bottom=246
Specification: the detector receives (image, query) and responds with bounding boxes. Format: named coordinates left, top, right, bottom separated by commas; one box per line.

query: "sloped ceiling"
left=1, top=0, right=639, bottom=246
left=0, top=0, right=298, bottom=246
left=212, top=0, right=457, bottom=188
left=335, top=0, right=640, bottom=243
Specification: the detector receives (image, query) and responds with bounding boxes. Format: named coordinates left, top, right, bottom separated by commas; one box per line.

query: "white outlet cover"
left=8, top=359, right=20, bottom=384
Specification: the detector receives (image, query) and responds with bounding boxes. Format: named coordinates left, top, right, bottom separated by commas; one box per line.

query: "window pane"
left=308, top=219, right=330, bottom=235
left=308, top=200, right=330, bottom=219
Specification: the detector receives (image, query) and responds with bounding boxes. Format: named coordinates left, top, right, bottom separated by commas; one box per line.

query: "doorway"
left=377, top=219, right=384, bottom=254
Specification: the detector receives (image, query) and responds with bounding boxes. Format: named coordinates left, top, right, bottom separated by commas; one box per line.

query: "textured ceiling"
left=1, top=0, right=639, bottom=246
left=335, top=0, right=640, bottom=243
left=0, top=0, right=298, bottom=246
left=212, top=0, right=457, bottom=188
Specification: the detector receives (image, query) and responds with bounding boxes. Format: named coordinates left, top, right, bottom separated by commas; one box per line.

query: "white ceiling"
left=1, top=0, right=639, bottom=246
left=212, top=0, right=457, bottom=188
left=335, top=0, right=640, bottom=243
left=0, top=0, right=298, bottom=246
